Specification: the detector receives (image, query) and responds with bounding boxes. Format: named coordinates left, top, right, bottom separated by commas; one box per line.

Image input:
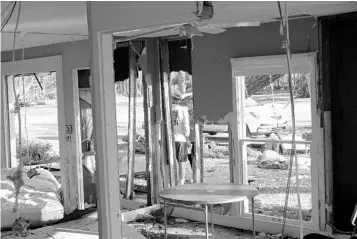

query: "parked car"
left=181, top=93, right=287, bottom=136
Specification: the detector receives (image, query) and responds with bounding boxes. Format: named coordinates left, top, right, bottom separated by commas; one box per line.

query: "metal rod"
left=164, top=200, right=167, bottom=239
left=210, top=204, right=214, bottom=239
left=204, top=204, right=209, bottom=239
left=252, top=197, right=256, bottom=239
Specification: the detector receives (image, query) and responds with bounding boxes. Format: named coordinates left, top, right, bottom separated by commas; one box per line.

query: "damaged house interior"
left=1, top=1, right=357, bottom=239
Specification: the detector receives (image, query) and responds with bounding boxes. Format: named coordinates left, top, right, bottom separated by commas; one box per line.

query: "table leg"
left=252, top=197, right=255, bottom=239
left=164, top=200, right=167, bottom=239
left=204, top=204, right=209, bottom=239
left=210, top=204, right=214, bottom=239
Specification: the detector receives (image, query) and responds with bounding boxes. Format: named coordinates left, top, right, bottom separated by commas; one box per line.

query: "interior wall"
left=191, top=18, right=318, bottom=123
left=1, top=40, right=90, bottom=126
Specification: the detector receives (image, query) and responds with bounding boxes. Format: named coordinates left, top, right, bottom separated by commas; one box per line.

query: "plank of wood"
left=121, top=199, right=145, bottom=210
left=160, top=39, right=176, bottom=187
left=193, top=123, right=202, bottom=183
left=142, top=68, right=154, bottom=206
left=324, top=111, right=333, bottom=228
left=0, top=77, right=9, bottom=168
left=195, top=124, right=204, bottom=183
left=146, top=39, right=162, bottom=204
left=122, top=204, right=161, bottom=223
left=125, top=43, right=139, bottom=200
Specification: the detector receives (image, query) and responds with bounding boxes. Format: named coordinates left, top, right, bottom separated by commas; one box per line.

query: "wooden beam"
left=72, top=69, right=85, bottom=211
left=87, top=3, right=122, bottom=237
left=193, top=123, right=203, bottom=183
left=0, top=75, right=4, bottom=168
left=160, top=39, right=176, bottom=187
left=5, top=77, right=17, bottom=168
left=0, top=76, right=10, bottom=168
left=122, top=204, right=161, bottom=223
left=323, top=111, right=333, bottom=228
left=199, top=124, right=204, bottom=183
left=142, top=66, right=154, bottom=206
left=231, top=76, right=248, bottom=216
left=228, top=126, right=234, bottom=183
left=309, top=52, right=326, bottom=230
left=125, top=43, right=138, bottom=200
left=146, top=39, right=163, bottom=203
left=120, top=199, right=144, bottom=211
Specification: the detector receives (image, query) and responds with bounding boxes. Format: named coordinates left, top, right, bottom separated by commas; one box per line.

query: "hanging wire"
left=1, top=1, right=15, bottom=16
left=277, top=2, right=304, bottom=239
left=11, top=1, right=23, bottom=217
left=12, top=1, right=21, bottom=148
left=1, top=1, right=17, bottom=31
left=20, top=33, right=30, bottom=165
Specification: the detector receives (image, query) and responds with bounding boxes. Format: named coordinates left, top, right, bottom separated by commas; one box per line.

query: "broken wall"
left=191, top=18, right=318, bottom=123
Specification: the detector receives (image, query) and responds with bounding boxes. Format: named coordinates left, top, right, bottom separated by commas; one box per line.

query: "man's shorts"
left=175, top=141, right=188, bottom=162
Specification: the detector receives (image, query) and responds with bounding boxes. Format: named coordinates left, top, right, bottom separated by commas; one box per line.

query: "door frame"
left=230, top=52, right=325, bottom=232
left=1, top=55, right=69, bottom=210
left=72, top=67, right=91, bottom=210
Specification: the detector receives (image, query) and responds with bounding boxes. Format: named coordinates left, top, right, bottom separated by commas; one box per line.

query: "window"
left=230, top=53, right=325, bottom=232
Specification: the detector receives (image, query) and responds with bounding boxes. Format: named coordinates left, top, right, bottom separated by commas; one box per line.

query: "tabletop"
left=159, top=183, right=259, bottom=205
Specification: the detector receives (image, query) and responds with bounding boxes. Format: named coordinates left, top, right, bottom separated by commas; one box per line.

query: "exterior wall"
left=191, top=18, right=318, bottom=123
left=1, top=40, right=90, bottom=127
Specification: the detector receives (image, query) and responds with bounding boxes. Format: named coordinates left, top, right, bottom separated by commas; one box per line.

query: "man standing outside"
left=171, top=89, right=190, bottom=185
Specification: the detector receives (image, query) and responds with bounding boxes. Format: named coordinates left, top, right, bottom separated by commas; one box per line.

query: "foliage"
left=253, top=73, right=310, bottom=98
left=295, top=74, right=310, bottom=98
left=16, top=137, right=57, bottom=162
left=13, top=72, right=57, bottom=102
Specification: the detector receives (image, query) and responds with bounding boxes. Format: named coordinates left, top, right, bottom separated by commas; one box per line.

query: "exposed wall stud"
left=146, top=39, right=163, bottom=203
left=160, top=39, right=176, bottom=187
left=125, top=42, right=139, bottom=200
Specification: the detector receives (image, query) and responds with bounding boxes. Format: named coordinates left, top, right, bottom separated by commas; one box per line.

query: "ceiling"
left=1, top=1, right=88, bottom=52
left=1, top=1, right=356, bottom=52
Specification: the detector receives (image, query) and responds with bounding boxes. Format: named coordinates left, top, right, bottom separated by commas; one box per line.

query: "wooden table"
left=159, top=183, right=259, bottom=239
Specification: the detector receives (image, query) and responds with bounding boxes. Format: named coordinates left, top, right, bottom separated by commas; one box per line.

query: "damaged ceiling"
left=1, top=1, right=356, bottom=51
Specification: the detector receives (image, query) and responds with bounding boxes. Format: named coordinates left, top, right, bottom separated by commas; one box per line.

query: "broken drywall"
left=191, top=18, right=318, bottom=123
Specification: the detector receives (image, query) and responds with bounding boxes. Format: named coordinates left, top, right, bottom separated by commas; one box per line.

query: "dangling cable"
left=278, top=2, right=304, bottom=239
left=1, top=1, right=17, bottom=31
left=9, top=1, right=23, bottom=216
left=20, top=33, right=30, bottom=166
